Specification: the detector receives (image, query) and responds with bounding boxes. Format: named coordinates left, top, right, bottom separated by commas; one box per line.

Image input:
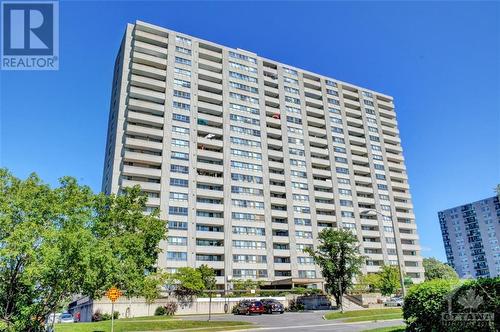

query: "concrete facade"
left=439, top=194, right=500, bottom=278
left=102, top=20, right=425, bottom=287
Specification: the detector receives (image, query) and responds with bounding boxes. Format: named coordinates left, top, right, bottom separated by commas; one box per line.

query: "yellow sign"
left=106, top=287, right=122, bottom=303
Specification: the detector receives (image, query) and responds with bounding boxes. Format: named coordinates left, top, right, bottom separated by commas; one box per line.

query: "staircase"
left=341, top=294, right=367, bottom=311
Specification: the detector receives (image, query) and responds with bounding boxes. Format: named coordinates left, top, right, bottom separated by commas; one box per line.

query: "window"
left=332, top=127, right=343, bottom=134
left=231, top=186, right=263, bottom=196
left=337, top=178, right=350, bottom=185
left=374, top=164, right=385, bottom=170
left=173, top=113, right=189, bottom=123
left=230, top=125, right=260, bottom=137
left=175, top=35, right=191, bottom=45
left=325, top=79, right=336, bottom=87
left=172, top=126, right=189, bottom=135
left=289, top=148, right=305, bottom=156
left=330, top=117, right=342, bottom=124
left=286, top=106, right=301, bottom=114
left=169, top=192, right=188, bottom=201
left=284, top=86, right=300, bottom=95
left=290, top=170, right=307, bottom=178
left=171, top=151, right=189, bottom=160
left=296, top=230, right=313, bottom=238
left=170, top=178, right=188, bottom=187
left=229, top=92, right=259, bottom=104
left=293, top=194, right=309, bottom=201
left=333, top=137, right=345, bottom=144
left=173, top=78, right=191, bottom=88
left=231, top=160, right=262, bottom=171
left=230, top=136, right=261, bottom=147
left=339, top=189, right=352, bottom=196
left=283, top=67, right=298, bottom=76
left=229, top=103, right=259, bottom=115
left=167, top=236, right=187, bottom=246
left=233, top=240, right=266, bottom=249
left=172, top=139, right=189, bottom=147
left=174, top=67, right=191, bottom=77
left=294, top=218, right=311, bottom=226
left=173, top=90, right=190, bottom=99
left=230, top=113, right=260, bottom=126
left=175, top=46, right=191, bottom=55
left=298, top=270, right=316, bottom=278
left=229, top=61, right=257, bottom=73
left=168, top=221, right=187, bottom=230
left=229, top=71, right=258, bottom=83
left=175, top=56, right=191, bottom=66
left=171, top=164, right=189, bottom=174
left=364, top=100, right=374, bottom=106
left=233, top=226, right=265, bottom=236
left=294, top=206, right=310, bottom=214
left=340, top=200, right=353, bottom=207
left=285, top=96, right=300, bottom=105
left=167, top=251, right=187, bottom=261
left=230, top=81, right=258, bottom=94
left=298, top=257, right=314, bottom=264
left=232, top=212, right=264, bottom=222
left=290, top=159, right=306, bottom=167
left=233, top=255, right=267, bottom=263
left=292, top=182, right=308, bottom=190
left=326, top=89, right=338, bottom=96
left=328, top=98, right=340, bottom=105
left=229, top=51, right=257, bottom=64
left=376, top=173, right=386, bottom=180
left=378, top=184, right=388, bottom=190
left=231, top=148, right=262, bottom=160
left=169, top=206, right=188, bottom=216
left=284, top=76, right=298, bottom=85
left=287, top=116, right=302, bottom=125
left=336, top=167, right=349, bottom=174
left=232, top=199, right=264, bottom=209
left=335, top=157, right=348, bottom=164
left=341, top=211, right=355, bottom=218
left=334, top=146, right=346, bottom=153
left=231, top=173, right=263, bottom=184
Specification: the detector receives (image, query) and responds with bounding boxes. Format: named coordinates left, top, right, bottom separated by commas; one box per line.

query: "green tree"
left=376, top=265, right=401, bottom=296
left=422, top=257, right=458, bottom=281
left=0, top=169, right=166, bottom=332
left=197, top=264, right=216, bottom=294
left=172, top=267, right=204, bottom=300
left=304, top=228, right=364, bottom=312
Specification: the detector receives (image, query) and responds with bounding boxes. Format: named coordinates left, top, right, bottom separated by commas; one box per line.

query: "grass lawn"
left=54, top=318, right=251, bottom=332
left=324, top=308, right=403, bottom=322
left=362, top=325, right=406, bottom=332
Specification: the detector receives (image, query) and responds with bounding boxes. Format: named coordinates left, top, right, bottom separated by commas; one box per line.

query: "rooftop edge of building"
left=133, top=20, right=395, bottom=101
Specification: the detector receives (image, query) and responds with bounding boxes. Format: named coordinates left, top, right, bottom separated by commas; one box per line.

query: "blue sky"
left=1, top=1, right=499, bottom=262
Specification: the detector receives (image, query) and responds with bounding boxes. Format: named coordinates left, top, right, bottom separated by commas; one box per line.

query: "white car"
left=384, top=297, right=404, bottom=307
left=59, top=313, right=74, bottom=323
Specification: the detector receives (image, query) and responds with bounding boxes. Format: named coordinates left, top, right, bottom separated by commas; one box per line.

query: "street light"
left=360, top=209, right=406, bottom=298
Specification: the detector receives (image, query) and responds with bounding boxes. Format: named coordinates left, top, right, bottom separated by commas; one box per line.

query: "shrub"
left=92, top=309, right=103, bottom=322
left=154, top=306, right=167, bottom=316
left=286, top=299, right=305, bottom=312
left=443, top=277, right=499, bottom=332
left=101, top=311, right=119, bottom=321
left=164, top=301, right=178, bottom=316
left=403, top=279, right=460, bottom=332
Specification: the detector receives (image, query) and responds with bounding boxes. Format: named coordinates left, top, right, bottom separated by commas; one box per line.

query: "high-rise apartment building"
left=102, top=21, right=424, bottom=287
left=439, top=194, right=500, bottom=278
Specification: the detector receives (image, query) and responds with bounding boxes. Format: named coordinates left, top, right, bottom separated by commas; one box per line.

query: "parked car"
left=46, top=313, right=61, bottom=325
left=261, top=299, right=284, bottom=314
left=234, top=300, right=264, bottom=315
left=384, top=297, right=404, bottom=307
left=59, top=313, right=75, bottom=323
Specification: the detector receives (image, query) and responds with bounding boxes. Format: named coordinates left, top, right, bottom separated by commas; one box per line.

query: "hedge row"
left=403, top=277, right=499, bottom=331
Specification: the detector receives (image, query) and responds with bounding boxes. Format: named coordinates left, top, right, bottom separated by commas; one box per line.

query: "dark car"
left=261, top=299, right=284, bottom=314
left=234, top=300, right=264, bottom=315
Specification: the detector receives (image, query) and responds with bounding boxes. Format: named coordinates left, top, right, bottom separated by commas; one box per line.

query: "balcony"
left=128, top=98, right=164, bottom=115
left=122, top=165, right=161, bottom=178
left=197, top=174, right=223, bottom=186
left=126, top=123, right=163, bottom=139
left=127, top=110, right=163, bottom=127
left=134, top=29, right=168, bottom=48
left=132, top=50, right=167, bottom=69
left=121, top=179, right=161, bottom=191
left=129, top=86, right=165, bottom=104
left=124, top=136, right=162, bottom=151
left=131, top=62, right=166, bottom=81
left=123, top=150, right=162, bottom=165
left=133, top=40, right=168, bottom=59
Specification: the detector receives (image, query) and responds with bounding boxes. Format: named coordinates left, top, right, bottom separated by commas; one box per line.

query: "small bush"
left=92, top=309, right=103, bottom=322
left=403, top=279, right=459, bottom=331
left=154, top=306, right=167, bottom=316
left=286, top=299, right=305, bottom=312
left=164, top=301, right=178, bottom=316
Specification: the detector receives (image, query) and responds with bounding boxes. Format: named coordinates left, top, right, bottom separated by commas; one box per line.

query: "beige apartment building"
left=102, top=20, right=425, bottom=288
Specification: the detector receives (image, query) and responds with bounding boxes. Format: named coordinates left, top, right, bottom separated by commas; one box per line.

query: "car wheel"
left=280, top=311, right=284, bottom=314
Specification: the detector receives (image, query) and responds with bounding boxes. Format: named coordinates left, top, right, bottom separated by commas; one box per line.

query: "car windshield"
left=61, top=314, right=72, bottom=319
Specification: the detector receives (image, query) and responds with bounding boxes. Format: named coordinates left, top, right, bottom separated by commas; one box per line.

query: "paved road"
left=183, top=311, right=403, bottom=331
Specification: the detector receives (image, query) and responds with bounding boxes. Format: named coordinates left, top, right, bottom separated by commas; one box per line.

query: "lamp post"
left=360, top=209, right=406, bottom=298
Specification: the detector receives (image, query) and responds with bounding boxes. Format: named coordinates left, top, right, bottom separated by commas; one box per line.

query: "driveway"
left=182, top=311, right=403, bottom=331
